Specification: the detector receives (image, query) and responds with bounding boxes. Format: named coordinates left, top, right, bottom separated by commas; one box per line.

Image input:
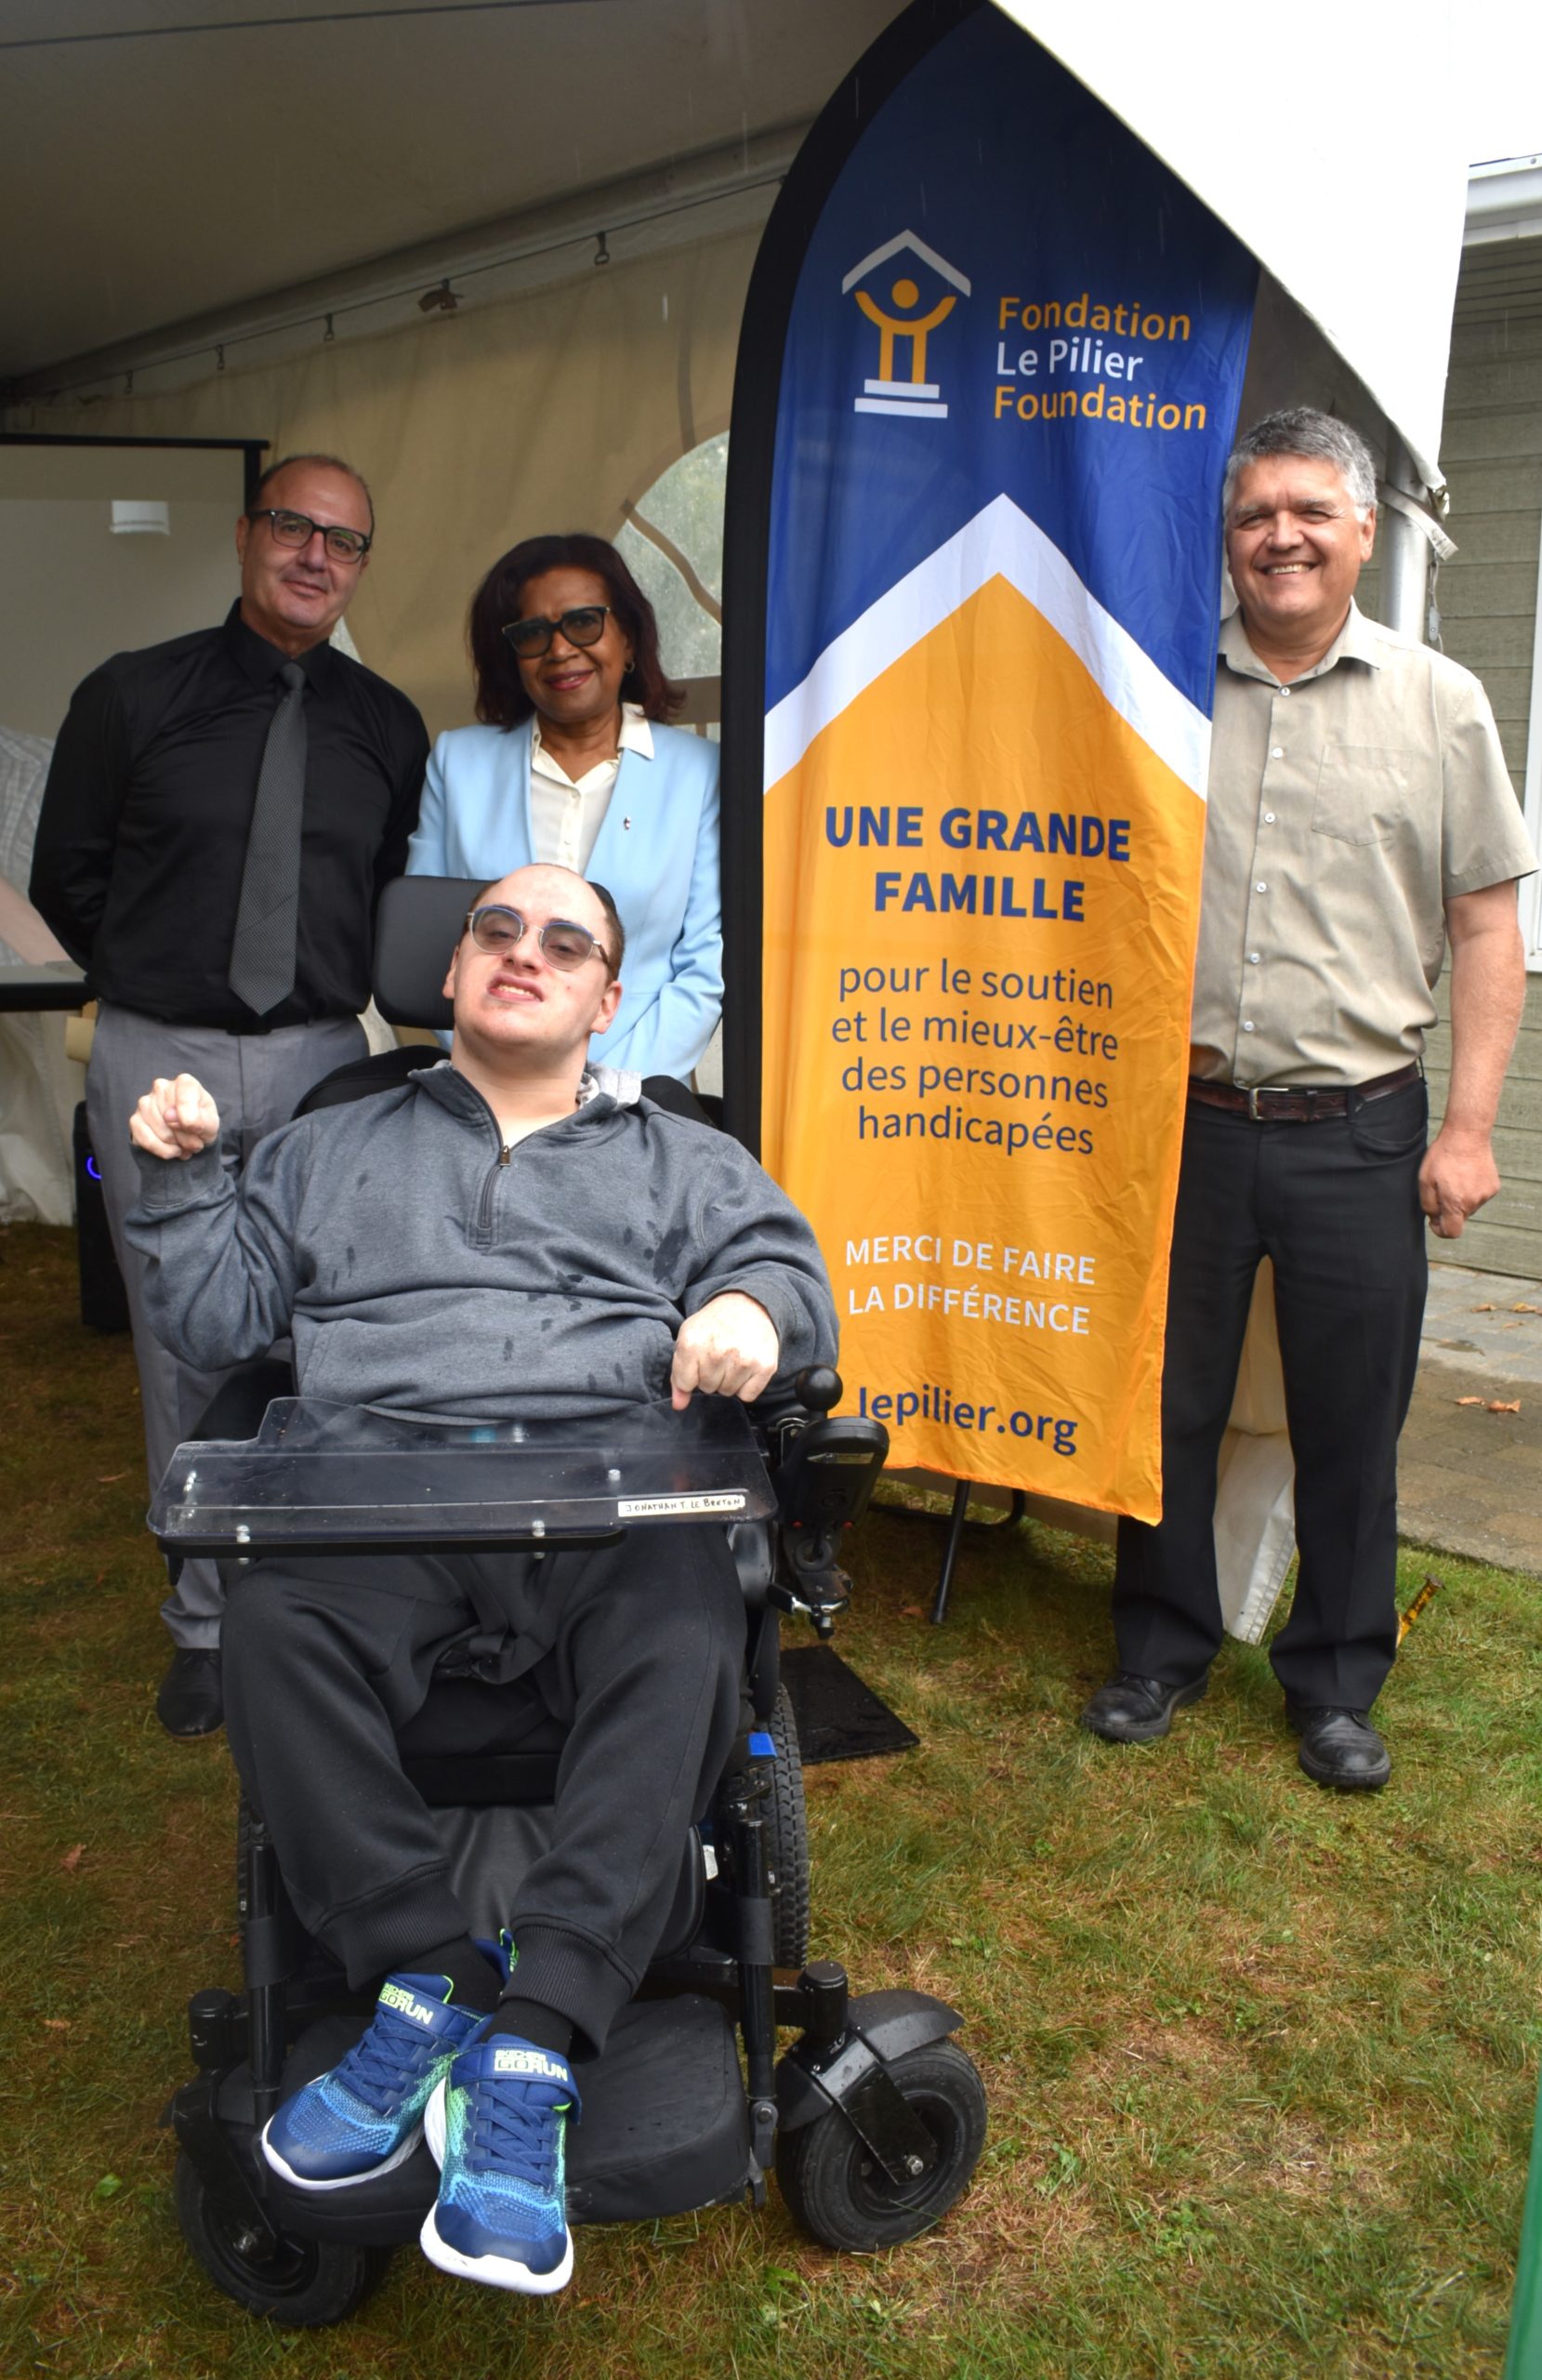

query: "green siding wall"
left=1424, top=977, right=1542, bottom=1279
left=1424, top=233, right=1542, bottom=1280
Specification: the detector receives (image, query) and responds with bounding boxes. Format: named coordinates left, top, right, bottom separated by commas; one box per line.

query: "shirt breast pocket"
left=1311, top=745, right=1426, bottom=845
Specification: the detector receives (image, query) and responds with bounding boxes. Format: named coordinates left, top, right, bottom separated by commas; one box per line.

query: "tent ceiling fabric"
left=4, top=0, right=1466, bottom=486
left=0, top=0, right=898, bottom=384
left=996, top=0, right=1465, bottom=494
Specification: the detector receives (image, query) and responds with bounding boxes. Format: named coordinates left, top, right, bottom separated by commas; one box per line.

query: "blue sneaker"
left=420, top=2037, right=580, bottom=2294
left=261, top=1949, right=507, bottom=2192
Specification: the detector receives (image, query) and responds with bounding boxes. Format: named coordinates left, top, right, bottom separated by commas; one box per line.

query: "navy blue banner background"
left=764, top=5, right=1258, bottom=718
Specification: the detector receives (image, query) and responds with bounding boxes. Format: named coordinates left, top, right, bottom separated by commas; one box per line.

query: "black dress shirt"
left=30, top=604, right=428, bottom=1030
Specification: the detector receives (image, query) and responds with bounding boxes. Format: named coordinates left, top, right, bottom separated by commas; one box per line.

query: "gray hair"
left=1222, top=408, right=1377, bottom=521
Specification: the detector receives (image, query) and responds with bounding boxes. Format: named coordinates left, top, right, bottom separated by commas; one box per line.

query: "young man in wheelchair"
left=124, top=862, right=837, bottom=2298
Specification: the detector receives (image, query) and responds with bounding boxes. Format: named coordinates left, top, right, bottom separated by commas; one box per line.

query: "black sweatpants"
left=222, top=1524, right=744, bottom=2056
left=1113, top=1078, right=1429, bottom=1710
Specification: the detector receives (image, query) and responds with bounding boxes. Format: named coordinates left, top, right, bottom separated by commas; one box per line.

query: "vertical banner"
left=721, top=0, right=1257, bottom=1520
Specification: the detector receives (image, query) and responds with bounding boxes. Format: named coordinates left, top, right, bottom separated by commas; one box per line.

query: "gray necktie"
left=230, top=659, right=307, bottom=1015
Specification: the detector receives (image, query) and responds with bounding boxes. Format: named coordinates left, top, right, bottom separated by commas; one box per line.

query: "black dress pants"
left=1113, top=1078, right=1429, bottom=1710
left=222, top=1523, right=744, bottom=2056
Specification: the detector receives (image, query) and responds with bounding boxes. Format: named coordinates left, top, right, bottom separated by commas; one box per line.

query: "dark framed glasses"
left=465, top=905, right=610, bottom=972
left=248, top=508, right=372, bottom=564
left=501, top=604, right=612, bottom=660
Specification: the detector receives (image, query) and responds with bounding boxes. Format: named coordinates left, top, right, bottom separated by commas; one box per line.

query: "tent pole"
left=1379, top=430, right=1430, bottom=644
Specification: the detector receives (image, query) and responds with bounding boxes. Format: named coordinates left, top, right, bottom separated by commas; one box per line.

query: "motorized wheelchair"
left=153, top=877, right=988, bottom=2328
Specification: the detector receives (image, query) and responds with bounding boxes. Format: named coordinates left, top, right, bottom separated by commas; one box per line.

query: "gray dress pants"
left=86, top=999, right=365, bottom=1647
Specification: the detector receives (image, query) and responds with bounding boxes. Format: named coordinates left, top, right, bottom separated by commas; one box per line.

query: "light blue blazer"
left=407, top=717, right=722, bottom=1081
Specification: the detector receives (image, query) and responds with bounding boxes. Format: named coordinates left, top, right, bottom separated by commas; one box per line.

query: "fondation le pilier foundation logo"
left=844, top=231, right=970, bottom=421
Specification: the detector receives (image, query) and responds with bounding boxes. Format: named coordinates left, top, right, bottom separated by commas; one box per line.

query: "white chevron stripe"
left=764, top=493, right=1210, bottom=799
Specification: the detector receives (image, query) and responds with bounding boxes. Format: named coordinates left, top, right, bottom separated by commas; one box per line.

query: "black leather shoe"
left=1079, top=1671, right=1207, bottom=1744
left=156, top=1649, right=223, bottom=1739
left=1288, top=1706, right=1390, bottom=1792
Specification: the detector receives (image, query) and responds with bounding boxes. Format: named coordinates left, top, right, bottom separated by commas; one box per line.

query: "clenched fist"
left=129, top=1073, right=221, bottom=1161
left=1418, top=1125, right=1500, bottom=1240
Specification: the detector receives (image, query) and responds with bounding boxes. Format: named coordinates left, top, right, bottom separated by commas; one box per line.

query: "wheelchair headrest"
left=373, top=875, right=484, bottom=1029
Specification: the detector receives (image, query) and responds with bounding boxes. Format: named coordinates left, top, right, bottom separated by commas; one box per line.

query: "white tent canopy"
left=1000, top=0, right=1465, bottom=496
left=2, top=0, right=1469, bottom=507
left=0, top=0, right=902, bottom=393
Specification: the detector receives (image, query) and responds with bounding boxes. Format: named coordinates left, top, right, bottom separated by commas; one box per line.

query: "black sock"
left=487, top=1994, right=575, bottom=2060
left=401, top=1934, right=502, bottom=2013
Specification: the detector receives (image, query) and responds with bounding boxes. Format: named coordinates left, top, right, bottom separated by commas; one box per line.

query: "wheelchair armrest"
left=726, top=1518, right=775, bottom=1606
left=187, top=1359, right=296, bottom=1443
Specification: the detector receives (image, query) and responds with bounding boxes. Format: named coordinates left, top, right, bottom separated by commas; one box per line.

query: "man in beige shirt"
left=1082, top=407, right=1535, bottom=1790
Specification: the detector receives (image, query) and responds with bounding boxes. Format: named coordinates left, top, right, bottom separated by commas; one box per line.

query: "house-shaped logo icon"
left=843, top=231, right=971, bottom=420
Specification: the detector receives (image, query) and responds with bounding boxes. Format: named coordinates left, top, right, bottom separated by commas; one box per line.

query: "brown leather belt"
left=1187, top=1062, right=1420, bottom=1122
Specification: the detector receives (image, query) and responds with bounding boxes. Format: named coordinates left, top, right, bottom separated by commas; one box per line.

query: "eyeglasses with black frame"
left=500, top=604, right=612, bottom=660
left=247, top=509, right=373, bottom=565
left=464, top=905, right=611, bottom=972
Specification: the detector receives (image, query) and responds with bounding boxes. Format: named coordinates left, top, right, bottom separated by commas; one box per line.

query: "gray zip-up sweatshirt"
left=125, top=1062, right=836, bottom=1421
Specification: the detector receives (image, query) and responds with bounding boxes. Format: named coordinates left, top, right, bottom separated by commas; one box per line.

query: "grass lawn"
left=2, top=1218, right=1539, bottom=2380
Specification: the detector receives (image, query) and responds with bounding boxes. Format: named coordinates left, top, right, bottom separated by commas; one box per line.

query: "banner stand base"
left=929, top=1480, right=1031, bottom=1625
left=880, top=1470, right=1120, bottom=1620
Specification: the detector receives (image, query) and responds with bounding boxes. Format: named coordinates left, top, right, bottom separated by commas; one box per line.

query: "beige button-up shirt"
left=1190, top=603, right=1536, bottom=1089
left=529, top=702, right=653, bottom=874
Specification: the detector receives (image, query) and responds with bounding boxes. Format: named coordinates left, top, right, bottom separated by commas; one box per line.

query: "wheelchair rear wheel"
left=174, top=2153, right=392, bottom=2327
left=775, top=2038, right=987, bottom=2252
left=766, top=1682, right=810, bottom=1967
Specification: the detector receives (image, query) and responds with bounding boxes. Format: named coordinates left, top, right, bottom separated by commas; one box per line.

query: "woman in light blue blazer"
left=407, top=533, right=720, bottom=1084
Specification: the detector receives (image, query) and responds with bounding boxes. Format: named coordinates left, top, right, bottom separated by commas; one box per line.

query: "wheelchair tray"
left=150, top=1396, right=776, bottom=1556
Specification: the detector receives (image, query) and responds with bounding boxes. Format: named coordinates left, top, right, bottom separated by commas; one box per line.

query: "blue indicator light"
left=85, top=1156, right=101, bottom=1182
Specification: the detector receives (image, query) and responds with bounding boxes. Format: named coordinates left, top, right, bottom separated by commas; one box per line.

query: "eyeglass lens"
left=468, top=907, right=600, bottom=969
left=264, top=509, right=370, bottom=563
left=503, top=605, right=610, bottom=659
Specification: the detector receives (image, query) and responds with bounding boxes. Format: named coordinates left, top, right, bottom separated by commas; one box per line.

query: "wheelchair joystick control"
left=767, top=1368, right=887, bottom=1638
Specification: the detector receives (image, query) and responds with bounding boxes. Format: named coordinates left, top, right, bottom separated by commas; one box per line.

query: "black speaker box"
left=72, top=1102, right=131, bottom=1333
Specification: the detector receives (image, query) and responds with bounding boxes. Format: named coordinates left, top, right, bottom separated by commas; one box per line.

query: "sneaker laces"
left=332, top=2000, right=453, bottom=2115
left=464, top=2072, right=570, bottom=2188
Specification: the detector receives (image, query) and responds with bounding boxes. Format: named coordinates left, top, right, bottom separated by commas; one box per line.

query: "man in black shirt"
left=31, top=452, right=428, bottom=1737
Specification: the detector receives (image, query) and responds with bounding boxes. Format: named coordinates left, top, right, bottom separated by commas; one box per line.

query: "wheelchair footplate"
left=184, top=1991, right=752, bottom=2252
left=150, top=1396, right=776, bottom=1558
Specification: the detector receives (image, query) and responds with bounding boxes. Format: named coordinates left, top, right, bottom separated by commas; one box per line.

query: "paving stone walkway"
left=1402, top=1262, right=1542, bottom=1575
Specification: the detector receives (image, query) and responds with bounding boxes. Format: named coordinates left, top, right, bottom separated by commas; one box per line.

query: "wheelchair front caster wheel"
left=174, top=2153, right=392, bottom=2327
left=775, top=2039, right=987, bottom=2252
